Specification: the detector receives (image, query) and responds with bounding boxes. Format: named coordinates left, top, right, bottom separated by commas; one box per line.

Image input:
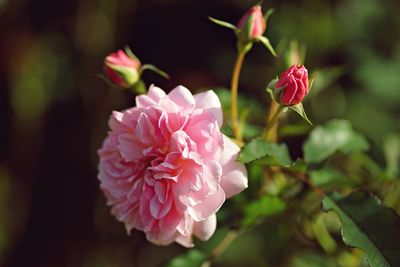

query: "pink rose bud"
left=98, top=85, right=248, bottom=247
left=237, top=5, right=266, bottom=39
left=275, top=65, right=309, bottom=106
left=104, top=49, right=141, bottom=88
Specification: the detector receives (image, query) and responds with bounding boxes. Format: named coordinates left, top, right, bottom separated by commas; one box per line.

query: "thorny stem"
left=230, top=50, right=246, bottom=142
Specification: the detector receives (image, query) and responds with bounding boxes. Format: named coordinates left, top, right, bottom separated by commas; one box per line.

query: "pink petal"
left=194, top=90, right=223, bottom=127
left=135, top=85, right=166, bottom=107
left=193, top=214, right=217, bottom=241
left=176, top=212, right=193, bottom=236
left=135, top=95, right=157, bottom=108
left=281, top=76, right=298, bottom=105
left=175, top=233, right=194, bottom=248
left=108, top=111, right=124, bottom=131
left=136, top=113, right=155, bottom=145
left=189, top=186, right=225, bottom=222
left=97, top=84, right=248, bottom=247
left=148, top=84, right=166, bottom=101
left=146, top=230, right=177, bottom=246
left=150, top=194, right=172, bottom=219
left=219, top=135, right=248, bottom=198
left=185, top=115, right=223, bottom=158
left=117, top=133, right=145, bottom=161
left=168, top=85, right=195, bottom=109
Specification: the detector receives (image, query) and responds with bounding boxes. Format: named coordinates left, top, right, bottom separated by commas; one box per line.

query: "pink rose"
left=275, top=65, right=309, bottom=106
left=237, top=5, right=266, bottom=38
left=104, top=49, right=141, bottom=88
left=97, top=85, right=248, bottom=247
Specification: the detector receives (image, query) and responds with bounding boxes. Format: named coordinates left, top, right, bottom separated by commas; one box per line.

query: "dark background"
left=0, top=0, right=399, bottom=266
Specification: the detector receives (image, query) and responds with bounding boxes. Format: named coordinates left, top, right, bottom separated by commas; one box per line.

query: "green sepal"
left=236, top=13, right=256, bottom=53
left=266, top=87, right=275, bottom=103
left=266, top=78, right=278, bottom=102
left=130, top=80, right=146, bottom=94
left=140, top=64, right=169, bottom=79
left=266, top=77, right=278, bottom=91
left=263, top=9, right=274, bottom=27
left=309, top=74, right=317, bottom=91
left=124, top=46, right=140, bottom=62
left=208, top=17, right=237, bottom=30
left=104, top=63, right=140, bottom=87
left=274, top=86, right=286, bottom=103
left=241, top=13, right=255, bottom=42
left=289, top=103, right=312, bottom=125
left=266, top=77, right=287, bottom=106
left=237, top=40, right=253, bottom=55
left=258, top=36, right=277, bottom=57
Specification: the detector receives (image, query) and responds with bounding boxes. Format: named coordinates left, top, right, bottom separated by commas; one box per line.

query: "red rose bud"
left=275, top=65, right=309, bottom=106
left=104, top=49, right=141, bottom=88
left=237, top=5, right=266, bottom=39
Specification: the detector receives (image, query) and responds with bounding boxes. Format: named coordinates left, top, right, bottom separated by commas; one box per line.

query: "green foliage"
left=322, top=191, right=400, bottom=267
left=279, top=123, right=312, bottom=137
left=291, top=251, right=338, bottom=267
left=212, top=88, right=266, bottom=140
left=163, top=249, right=206, bottom=267
left=383, top=134, right=400, bottom=178
left=242, top=195, right=286, bottom=227
left=213, top=88, right=267, bottom=121
left=311, top=213, right=337, bottom=254
left=4, top=0, right=400, bottom=266
left=309, top=168, right=358, bottom=189
left=303, top=120, right=369, bottom=163
left=238, top=138, right=292, bottom=166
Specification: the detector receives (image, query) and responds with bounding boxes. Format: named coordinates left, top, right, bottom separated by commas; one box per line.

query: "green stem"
left=202, top=230, right=239, bottom=266
left=263, top=103, right=284, bottom=141
left=230, top=50, right=246, bottom=142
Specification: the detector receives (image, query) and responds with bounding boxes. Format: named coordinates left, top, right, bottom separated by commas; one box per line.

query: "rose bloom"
left=104, top=49, right=141, bottom=88
left=98, top=85, right=248, bottom=247
left=237, top=5, right=266, bottom=38
left=275, top=65, right=309, bottom=106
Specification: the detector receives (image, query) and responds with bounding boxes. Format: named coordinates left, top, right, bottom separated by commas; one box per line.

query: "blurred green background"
left=0, top=0, right=399, bottom=266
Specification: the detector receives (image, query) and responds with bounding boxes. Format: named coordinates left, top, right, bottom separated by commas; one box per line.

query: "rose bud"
left=237, top=5, right=266, bottom=39
left=103, top=49, right=141, bottom=88
left=275, top=65, right=309, bottom=106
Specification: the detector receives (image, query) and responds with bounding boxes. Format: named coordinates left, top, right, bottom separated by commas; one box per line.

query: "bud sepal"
left=266, top=74, right=312, bottom=125
left=102, top=47, right=168, bottom=93
left=140, top=64, right=170, bottom=80
left=209, top=5, right=277, bottom=56
left=288, top=103, right=312, bottom=125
